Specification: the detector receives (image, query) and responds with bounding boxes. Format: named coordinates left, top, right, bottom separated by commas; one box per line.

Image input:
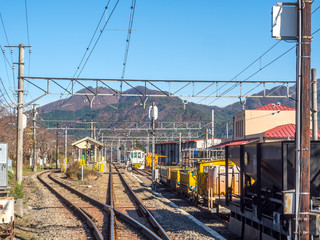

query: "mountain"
left=38, top=82, right=319, bottom=139
left=38, top=87, right=118, bottom=113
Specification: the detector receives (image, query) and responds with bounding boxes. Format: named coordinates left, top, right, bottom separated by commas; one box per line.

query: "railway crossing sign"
left=80, top=155, right=85, bottom=166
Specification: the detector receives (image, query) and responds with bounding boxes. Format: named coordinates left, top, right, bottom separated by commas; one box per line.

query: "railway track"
left=131, top=168, right=240, bottom=240
left=37, top=171, right=105, bottom=240
left=111, top=164, right=170, bottom=240
left=38, top=167, right=170, bottom=240
left=132, top=169, right=152, bottom=180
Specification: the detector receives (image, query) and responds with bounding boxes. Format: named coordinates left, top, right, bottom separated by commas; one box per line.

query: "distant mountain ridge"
left=38, top=82, right=320, bottom=138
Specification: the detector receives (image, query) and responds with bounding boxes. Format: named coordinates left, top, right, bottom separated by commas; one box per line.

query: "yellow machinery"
left=159, top=166, right=181, bottom=185
left=146, top=153, right=166, bottom=168
left=195, top=160, right=230, bottom=200
left=169, top=169, right=180, bottom=189
left=180, top=171, right=197, bottom=197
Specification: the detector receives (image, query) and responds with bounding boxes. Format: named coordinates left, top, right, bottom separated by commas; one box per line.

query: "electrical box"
left=310, top=213, right=320, bottom=236
left=283, top=189, right=295, bottom=214
left=0, top=143, right=8, bottom=188
left=272, top=5, right=297, bottom=40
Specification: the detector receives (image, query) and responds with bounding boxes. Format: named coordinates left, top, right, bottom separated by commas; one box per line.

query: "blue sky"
left=0, top=0, right=320, bottom=109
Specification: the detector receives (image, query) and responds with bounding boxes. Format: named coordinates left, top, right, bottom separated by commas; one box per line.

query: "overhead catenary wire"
left=0, top=77, right=14, bottom=105
left=312, top=5, right=320, bottom=14
left=197, top=41, right=281, bottom=105
left=73, top=0, right=111, bottom=78
left=24, top=0, right=32, bottom=76
left=76, top=0, right=121, bottom=78
left=208, top=45, right=296, bottom=105
left=53, top=0, right=119, bottom=115
left=121, top=0, right=137, bottom=79
left=199, top=5, right=320, bottom=106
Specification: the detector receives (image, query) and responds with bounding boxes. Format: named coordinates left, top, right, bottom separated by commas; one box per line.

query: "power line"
left=121, top=0, right=137, bottom=79
left=312, top=26, right=320, bottom=36
left=73, top=1, right=111, bottom=78
left=25, top=0, right=30, bottom=46
left=0, top=77, right=14, bottom=105
left=198, top=5, right=320, bottom=106
left=208, top=45, right=295, bottom=105
left=197, top=41, right=281, bottom=104
left=55, top=1, right=114, bottom=114
left=312, top=5, right=320, bottom=14
left=76, top=0, right=120, bottom=78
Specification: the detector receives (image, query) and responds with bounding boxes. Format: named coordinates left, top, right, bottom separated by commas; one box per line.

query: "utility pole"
left=295, top=0, right=311, bottom=239
left=16, top=44, right=25, bottom=184
left=147, top=132, right=150, bottom=154
left=117, top=138, right=120, bottom=162
left=205, top=128, right=208, bottom=158
left=110, top=142, right=113, bottom=163
left=312, top=68, right=318, bottom=140
left=179, top=132, right=182, bottom=164
left=32, top=104, right=37, bottom=172
left=63, top=128, right=67, bottom=170
left=211, top=110, right=215, bottom=146
left=152, top=101, right=156, bottom=190
left=56, top=123, right=59, bottom=169
left=226, top=123, right=229, bottom=139
left=91, top=120, right=93, bottom=138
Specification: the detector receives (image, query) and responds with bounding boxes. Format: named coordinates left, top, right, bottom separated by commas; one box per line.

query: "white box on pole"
left=272, top=5, right=297, bottom=40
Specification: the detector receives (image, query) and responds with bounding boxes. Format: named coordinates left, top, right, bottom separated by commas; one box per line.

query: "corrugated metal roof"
left=212, top=139, right=259, bottom=148
left=155, top=138, right=220, bottom=145
left=264, top=124, right=320, bottom=138
left=254, top=103, right=295, bottom=111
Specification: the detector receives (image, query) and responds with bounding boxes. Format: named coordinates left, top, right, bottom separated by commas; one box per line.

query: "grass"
left=65, top=162, right=98, bottom=181
left=8, top=170, right=25, bottom=199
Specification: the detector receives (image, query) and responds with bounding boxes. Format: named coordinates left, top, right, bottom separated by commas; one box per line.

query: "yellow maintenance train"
left=159, top=148, right=240, bottom=206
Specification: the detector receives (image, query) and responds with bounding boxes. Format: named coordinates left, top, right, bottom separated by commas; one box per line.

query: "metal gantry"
left=22, top=76, right=296, bottom=107
left=37, top=119, right=210, bottom=131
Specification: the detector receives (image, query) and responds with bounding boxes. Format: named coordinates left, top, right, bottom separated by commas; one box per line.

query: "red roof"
left=254, top=103, right=295, bottom=111
left=155, top=138, right=221, bottom=145
left=264, top=124, right=320, bottom=138
left=212, top=139, right=258, bottom=148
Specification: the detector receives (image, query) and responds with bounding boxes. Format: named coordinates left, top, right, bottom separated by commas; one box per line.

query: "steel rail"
left=48, top=171, right=162, bottom=240
left=107, top=164, right=115, bottom=240
left=113, top=164, right=171, bottom=240
left=37, top=171, right=104, bottom=240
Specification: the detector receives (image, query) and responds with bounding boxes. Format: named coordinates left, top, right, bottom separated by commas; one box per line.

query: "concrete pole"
left=147, top=132, right=150, bottom=154
left=179, top=132, right=182, bottom=164
left=226, top=123, right=229, bottom=139
left=32, top=104, right=37, bottom=172
left=117, top=138, right=120, bottom=162
left=64, top=128, right=67, bottom=166
left=212, top=109, right=215, bottom=145
left=205, top=128, right=208, bottom=158
left=90, top=121, right=93, bottom=138
left=16, top=44, right=25, bottom=184
left=110, top=142, right=112, bottom=163
left=312, top=68, right=318, bottom=140
left=56, top=124, right=59, bottom=168
left=152, top=101, right=156, bottom=190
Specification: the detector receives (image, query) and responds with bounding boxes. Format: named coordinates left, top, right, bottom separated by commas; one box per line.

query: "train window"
left=131, top=153, right=134, bottom=158
left=138, top=152, right=141, bottom=158
left=134, top=152, right=137, bottom=158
